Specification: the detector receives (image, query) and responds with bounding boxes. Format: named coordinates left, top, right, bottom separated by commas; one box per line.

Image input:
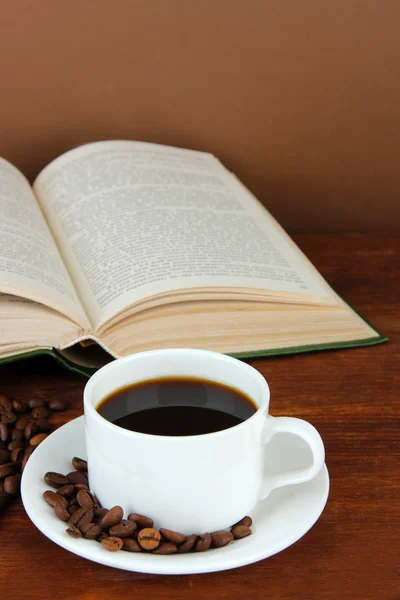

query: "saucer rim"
left=21, top=416, right=329, bottom=575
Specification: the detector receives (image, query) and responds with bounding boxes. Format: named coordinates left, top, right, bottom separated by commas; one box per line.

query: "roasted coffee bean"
left=231, top=525, right=252, bottom=539
left=66, top=524, right=82, bottom=538
left=77, top=489, right=95, bottom=509
left=159, top=528, right=186, bottom=544
left=0, top=449, right=10, bottom=464
left=1, top=411, right=16, bottom=425
left=36, top=418, right=52, bottom=433
left=233, top=515, right=252, bottom=528
left=0, top=488, right=12, bottom=510
left=0, top=423, right=8, bottom=443
left=11, top=428, right=24, bottom=442
left=195, top=533, right=212, bottom=552
left=12, top=399, right=28, bottom=414
left=29, top=433, right=48, bottom=447
left=177, top=534, right=197, bottom=553
left=74, top=483, right=89, bottom=494
left=122, top=538, right=142, bottom=552
left=31, top=406, right=50, bottom=420
left=153, top=542, right=178, bottom=555
left=137, top=528, right=161, bottom=551
left=15, top=416, right=30, bottom=431
left=68, top=506, right=88, bottom=526
left=84, top=523, right=102, bottom=540
left=100, top=506, right=123, bottom=529
left=127, top=513, right=154, bottom=529
left=54, top=504, right=70, bottom=522
left=44, top=471, right=69, bottom=488
left=48, top=399, right=67, bottom=412
left=210, top=530, right=234, bottom=548
left=56, top=484, right=75, bottom=498
left=101, top=536, right=123, bottom=552
left=0, top=463, right=15, bottom=480
left=28, top=397, right=47, bottom=409
left=4, top=474, right=21, bottom=496
left=21, top=452, right=31, bottom=472
left=79, top=519, right=96, bottom=534
left=109, top=520, right=137, bottom=538
left=8, top=439, right=25, bottom=451
left=43, top=490, right=68, bottom=509
left=0, top=395, right=12, bottom=411
left=72, top=456, right=87, bottom=471
left=67, top=471, right=88, bottom=485
left=10, top=447, right=24, bottom=462
left=76, top=509, right=94, bottom=531
left=24, top=421, right=38, bottom=440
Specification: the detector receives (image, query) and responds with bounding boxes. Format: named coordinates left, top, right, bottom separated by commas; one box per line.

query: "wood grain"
left=0, top=234, right=398, bottom=600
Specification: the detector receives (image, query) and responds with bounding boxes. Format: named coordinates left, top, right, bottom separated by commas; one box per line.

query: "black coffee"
left=97, top=377, right=257, bottom=436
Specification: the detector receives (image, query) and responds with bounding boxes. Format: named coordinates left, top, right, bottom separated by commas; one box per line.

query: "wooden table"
left=0, top=234, right=398, bottom=600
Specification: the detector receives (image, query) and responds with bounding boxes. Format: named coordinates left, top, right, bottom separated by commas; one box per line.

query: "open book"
left=0, top=141, right=386, bottom=375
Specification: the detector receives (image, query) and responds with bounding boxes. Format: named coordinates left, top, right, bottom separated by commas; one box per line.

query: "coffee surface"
left=97, top=377, right=257, bottom=436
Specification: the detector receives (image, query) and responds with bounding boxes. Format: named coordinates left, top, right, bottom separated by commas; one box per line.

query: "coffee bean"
left=24, top=421, right=38, bottom=440
left=137, top=528, right=161, bottom=551
left=68, top=506, right=88, bottom=526
left=153, top=542, right=178, bottom=555
left=43, top=490, right=68, bottom=509
left=101, top=536, right=123, bottom=552
left=8, top=439, right=25, bottom=451
left=0, top=463, right=15, bottom=480
left=29, top=433, right=48, bottom=447
left=66, top=524, right=82, bottom=538
left=195, top=533, right=211, bottom=552
left=67, top=471, right=88, bottom=485
left=28, top=397, right=47, bottom=409
left=56, top=484, right=75, bottom=498
left=1, top=411, right=16, bottom=425
left=76, top=489, right=95, bottom=510
left=44, top=471, right=69, bottom=488
left=15, top=416, right=30, bottom=431
left=231, top=525, right=252, bottom=539
left=210, top=530, right=234, bottom=548
left=159, top=528, right=186, bottom=544
left=12, top=399, right=28, bottom=414
left=0, top=395, right=12, bottom=411
left=0, top=449, right=10, bottom=464
left=233, top=515, right=252, bottom=528
left=0, top=488, right=12, bottom=510
left=79, top=519, right=96, bottom=534
left=122, top=538, right=142, bottom=552
left=54, top=504, right=70, bottom=521
left=31, top=406, right=50, bottom=420
left=127, top=513, right=154, bottom=529
left=109, top=520, right=137, bottom=538
left=84, top=523, right=102, bottom=540
left=72, top=456, right=87, bottom=471
left=48, top=399, right=67, bottom=412
left=178, top=534, right=197, bottom=553
left=10, top=447, right=24, bottom=462
left=4, top=474, right=21, bottom=496
left=36, top=418, right=52, bottom=433
left=100, top=506, right=123, bottom=529
left=94, top=507, right=108, bottom=522
left=11, top=428, right=24, bottom=441
left=0, top=423, right=8, bottom=443
left=75, top=508, right=94, bottom=531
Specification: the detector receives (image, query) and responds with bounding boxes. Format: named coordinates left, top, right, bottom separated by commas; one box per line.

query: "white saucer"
left=21, top=416, right=329, bottom=575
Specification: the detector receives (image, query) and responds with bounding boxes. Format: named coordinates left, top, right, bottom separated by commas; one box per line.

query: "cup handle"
left=259, top=415, right=325, bottom=499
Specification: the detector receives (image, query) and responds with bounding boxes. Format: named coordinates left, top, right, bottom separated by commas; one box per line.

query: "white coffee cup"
left=84, top=348, right=325, bottom=535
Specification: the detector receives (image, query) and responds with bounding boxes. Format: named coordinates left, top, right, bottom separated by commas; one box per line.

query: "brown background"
left=0, top=1, right=399, bottom=232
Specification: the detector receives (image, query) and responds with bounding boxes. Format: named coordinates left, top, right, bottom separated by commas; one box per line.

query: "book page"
left=0, top=158, right=88, bottom=328
left=33, top=141, right=334, bottom=330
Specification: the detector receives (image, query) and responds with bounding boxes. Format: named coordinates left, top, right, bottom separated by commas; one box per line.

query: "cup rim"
left=83, top=348, right=270, bottom=441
